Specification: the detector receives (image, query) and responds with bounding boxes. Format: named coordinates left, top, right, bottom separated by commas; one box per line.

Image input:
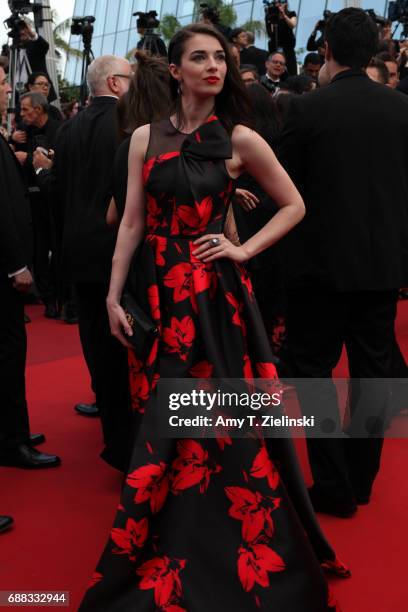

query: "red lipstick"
left=205, top=77, right=220, bottom=84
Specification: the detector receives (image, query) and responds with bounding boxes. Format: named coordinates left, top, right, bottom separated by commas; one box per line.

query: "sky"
left=0, top=0, right=75, bottom=48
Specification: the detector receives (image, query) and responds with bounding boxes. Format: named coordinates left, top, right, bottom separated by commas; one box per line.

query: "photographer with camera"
left=200, top=3, right=232, bottom=40
left=10, top=19, right=57, bottom=102
left=264, top=1, right=297, bottom=76
left=135, top=12, right=167, bottom=58
left=306, top=14, right=328, bottom=63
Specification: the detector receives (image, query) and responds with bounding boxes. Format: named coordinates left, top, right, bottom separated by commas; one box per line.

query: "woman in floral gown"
left=79, top=24, right=347, bottom=612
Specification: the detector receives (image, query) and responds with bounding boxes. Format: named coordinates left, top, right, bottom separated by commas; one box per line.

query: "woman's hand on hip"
left=192, top=234, right=249, bottom=264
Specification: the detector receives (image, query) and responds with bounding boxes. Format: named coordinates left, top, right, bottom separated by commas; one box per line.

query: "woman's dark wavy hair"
left=245, top=84, right=280, bottom=146
left=167, top=23, right=253, bottom=134
left=117, top=50, right=171, bottom=140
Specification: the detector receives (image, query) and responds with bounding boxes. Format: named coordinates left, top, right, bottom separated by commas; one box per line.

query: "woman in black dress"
left=80, top=24, right=347, bottom=611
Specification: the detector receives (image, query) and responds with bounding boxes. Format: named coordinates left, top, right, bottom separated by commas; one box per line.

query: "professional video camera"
left=134, top=10, right=167, bottom=57
left=199, top=3, right=232, bottom=39
left=134, top=10, right=160, bottom=31
left=5, top=0, right=42, bottom=45
left=388, top=0, right=408, bottom=37
left=200, top=3, right=220, bottom=24
left=388, top=0, right=408, bottom=23
left=70, top=15, right=95, bottom=48
left=263, top=0, right=286, bottom=28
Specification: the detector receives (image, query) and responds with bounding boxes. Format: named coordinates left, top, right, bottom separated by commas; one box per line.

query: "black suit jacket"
left=0, top=135, right=32, bottom=276
left=49, top=96, right=119, bottom=284
left=279, top=70, right=408, bottom=291
left=25, top=35, right=49, bottom=73
left=240, top=46, right=269, bottom=76
left=21, top=117, right=62, bottom=187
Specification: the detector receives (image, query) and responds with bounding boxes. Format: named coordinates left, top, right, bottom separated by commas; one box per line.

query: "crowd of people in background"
left=1, top=12, right=408, bottom=610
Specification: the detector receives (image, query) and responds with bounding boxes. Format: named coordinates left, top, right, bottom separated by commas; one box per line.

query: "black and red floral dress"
left=79, top=118, right=342, bottom=611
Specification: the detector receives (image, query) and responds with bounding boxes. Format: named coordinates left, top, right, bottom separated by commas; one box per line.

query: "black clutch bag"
left=121, top=291, right=159, bottom=361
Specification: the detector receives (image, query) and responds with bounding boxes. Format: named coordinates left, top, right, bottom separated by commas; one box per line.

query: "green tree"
left=52, top=15, right=82, bottom=60
left=160, top=14, right=182, bottom=42
left=57, top=74, right=80, bottom=103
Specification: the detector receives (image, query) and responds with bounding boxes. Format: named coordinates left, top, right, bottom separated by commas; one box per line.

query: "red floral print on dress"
left=225, top=292, right=246, bottom=334
left=111, top=517, right=148, bottom=561
left=143, top=151, right=180, bottom=184
left=256, top=362, right=278, bottom=379
left=130, top=370, right=150, bottom=413
left=328, top=587, right=341, bottom=611
left=136, top=556, right=186, bottom=609
left=215, top=435, right=233, bottom=450
left=162, top=316, right=195, bottom=362
left=219, top=179, right=234, bottom=204
left=126, top=462, right=169, bottom=513
left=88, top=572, right=103, bottom=588
left=146, top=194, right=167, bottom=233
left=170, top=197, right=181, bottom=235
left=146, top=337, right=159, bottom=368
left=240, top=267, right=254, bottom=300
left=171, top=439, right=222, bottom=494
left=146, top=234, right=167, bottom=267
left=225, top=487, right=281, bottom=542
left=237, top=543, right=285, bottom=592
left=178, top=196, right=213, bottom=234
left=147, top=284, right=161, bottom=322
left=191, top=260, right=218, bottom=298
left=243, top=354, right=254, bottom=378
left=163, top=263, right=192, bottom=303
left=250, top=445, right=279, bottom=490
left=189, top=360, right=214, bottom=378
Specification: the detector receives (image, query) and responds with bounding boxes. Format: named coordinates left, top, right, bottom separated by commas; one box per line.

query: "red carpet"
left=0, top=304, right=407, bottom=611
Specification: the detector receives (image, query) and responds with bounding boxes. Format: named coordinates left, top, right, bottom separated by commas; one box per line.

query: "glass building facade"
left=65, top=0, right=392, bottom=83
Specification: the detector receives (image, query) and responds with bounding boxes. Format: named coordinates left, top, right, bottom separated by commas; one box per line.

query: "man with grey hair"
left=15, top=91, right=62, bottom=319
left=240, top=31, right=269, bottom=77
left=34, top=55, right=134, bottom=472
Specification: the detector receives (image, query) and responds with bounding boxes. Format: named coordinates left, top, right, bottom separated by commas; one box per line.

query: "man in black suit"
left=261, top=52, right=288, bottom=93
left=16, top=92, right=62, bottom=318
left=0, top=65, right=60, bottom=471
left=240, top=31, right=269, bottom=77
left=279, top=8, right=408, bottom=517
left=35, top=55, right=134, bottom=472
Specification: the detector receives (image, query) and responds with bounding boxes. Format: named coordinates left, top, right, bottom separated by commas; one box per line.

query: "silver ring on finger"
left=209, top=237, right=220, bottom=247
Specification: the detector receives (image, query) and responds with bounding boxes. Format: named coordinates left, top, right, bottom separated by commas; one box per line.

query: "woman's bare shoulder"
left=129, top=124, right=151, bottom=158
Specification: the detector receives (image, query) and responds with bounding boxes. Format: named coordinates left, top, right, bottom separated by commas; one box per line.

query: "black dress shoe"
left=61, top=304, right=79, bottom=325
left=0, top=516, right=13, bottom=533
left=28, top=433, right=46, bottom=446
left=0, top=444, right=61, bottom=469
left=44, top=303, right=59, bottom=319
left=308, top=486, right=357, bottom=518
left=74, top=402, right=99, bottom=417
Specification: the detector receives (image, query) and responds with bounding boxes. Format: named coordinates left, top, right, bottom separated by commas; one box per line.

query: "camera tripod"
left=79, top=37, right=94, bottom=108
left=140, top=29, right=163, bottom=55
left=7, top=42, right=31, bottom=132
